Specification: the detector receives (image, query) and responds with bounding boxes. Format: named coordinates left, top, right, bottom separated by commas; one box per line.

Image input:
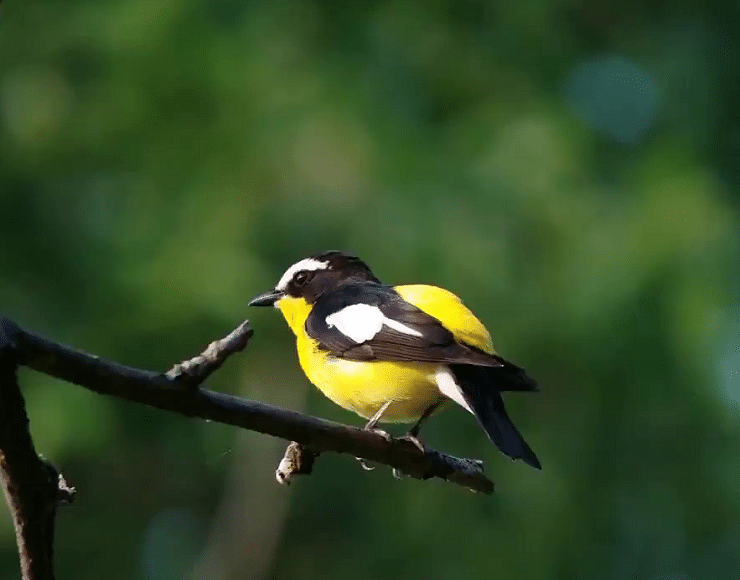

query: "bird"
left=249, top=251, right=541, bottom=469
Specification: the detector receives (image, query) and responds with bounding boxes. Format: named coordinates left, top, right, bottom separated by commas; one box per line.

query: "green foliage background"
left=1, top=1, right=739, bottom=579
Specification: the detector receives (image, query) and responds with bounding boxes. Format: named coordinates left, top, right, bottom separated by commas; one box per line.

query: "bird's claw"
left=356, top=457, right=376, bottom=470
left=399, top=434, right=426, bottom=454
left=365, top=427, right=393, bottom=442
left=357, top=428, right=423, bottom=475
left=356, top=425, right=394, bottom=471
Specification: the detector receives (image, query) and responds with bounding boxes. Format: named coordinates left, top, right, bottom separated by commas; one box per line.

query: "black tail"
left=450, top=364, right=541, bottom=469
left=490, top=355, right=540, bottom=392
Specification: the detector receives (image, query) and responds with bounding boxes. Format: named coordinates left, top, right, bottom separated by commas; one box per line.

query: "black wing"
left=305, top=283, right=504, bottom=367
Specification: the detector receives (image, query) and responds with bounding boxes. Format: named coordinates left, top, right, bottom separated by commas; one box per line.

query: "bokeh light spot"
left=719, top=313, right=740, bottom=411
left=563, top=54, right=658, bottom=145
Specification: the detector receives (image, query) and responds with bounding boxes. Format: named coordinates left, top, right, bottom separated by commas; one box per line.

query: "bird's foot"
left=356, top=426, right=393, bottom=471
left=398, top=433, right=426, bottom=454
left=362, top=425, right=393, bottom=442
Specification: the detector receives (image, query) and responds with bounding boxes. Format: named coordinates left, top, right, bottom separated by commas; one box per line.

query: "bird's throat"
left=276, top=296, right=313, bottom=336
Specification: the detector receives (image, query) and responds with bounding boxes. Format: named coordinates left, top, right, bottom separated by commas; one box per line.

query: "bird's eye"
left=294, top=270, right=312, bottom=287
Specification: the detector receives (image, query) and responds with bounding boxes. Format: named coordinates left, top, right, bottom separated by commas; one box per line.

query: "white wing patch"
left=383, top=317, right=424, bottom=338
left=276, top=258, right=329, bottom=291
left=435, top=366, right=474, bottom=414
left=324, top=303, right=423, bottom=344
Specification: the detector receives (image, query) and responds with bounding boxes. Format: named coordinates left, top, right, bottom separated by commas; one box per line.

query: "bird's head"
left=249, top=251, right=380, bottom=308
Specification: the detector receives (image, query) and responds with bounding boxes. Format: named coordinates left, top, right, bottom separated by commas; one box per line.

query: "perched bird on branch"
left=250, top=251, right=541, bottom=469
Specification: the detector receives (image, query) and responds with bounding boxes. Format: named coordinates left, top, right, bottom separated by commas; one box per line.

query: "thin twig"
left=166, top=321, right=254, bottom=386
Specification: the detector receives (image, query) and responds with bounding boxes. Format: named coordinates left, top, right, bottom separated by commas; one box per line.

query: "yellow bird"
left=250, top=251, right=540, bottom=469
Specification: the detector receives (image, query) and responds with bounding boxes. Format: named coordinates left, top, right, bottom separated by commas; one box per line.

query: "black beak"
left=248, top=289, right=283, bottom=307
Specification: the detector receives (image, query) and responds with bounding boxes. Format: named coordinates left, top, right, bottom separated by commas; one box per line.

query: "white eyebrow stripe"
left=324, top=303, right=423, bottom=343
left=275, top=258, right=329, bottom=291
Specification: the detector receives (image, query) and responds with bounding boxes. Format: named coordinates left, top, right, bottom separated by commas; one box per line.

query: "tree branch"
left=0, top=319, right=75, bottom=580
left=1, top=315, right=493, bottom=494
left=0, top=314, right=494, bottom=576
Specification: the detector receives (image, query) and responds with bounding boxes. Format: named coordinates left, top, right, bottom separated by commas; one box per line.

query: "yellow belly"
left=297, top=332, right=444, bottom=422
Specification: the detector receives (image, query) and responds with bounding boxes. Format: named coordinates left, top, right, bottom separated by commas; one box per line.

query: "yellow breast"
left=277, top=286, right=493, bottom=422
